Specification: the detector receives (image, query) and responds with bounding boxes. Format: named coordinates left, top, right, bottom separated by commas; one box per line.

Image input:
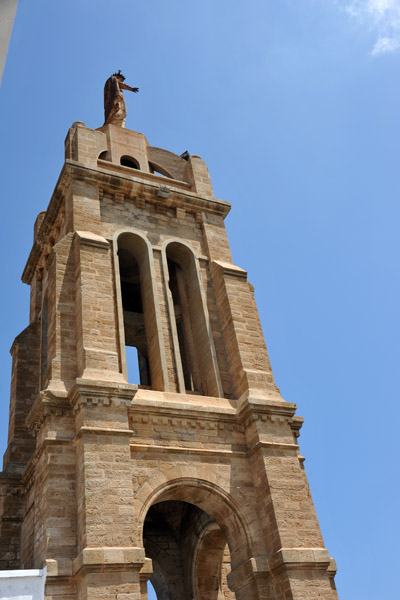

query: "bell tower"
left=0, top=116, right=339, bottom=599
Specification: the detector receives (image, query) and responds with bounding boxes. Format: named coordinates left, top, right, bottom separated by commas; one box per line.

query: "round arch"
left=112, top=229, right=169, bottom=390
left=139, top=477, right=252, bottom=569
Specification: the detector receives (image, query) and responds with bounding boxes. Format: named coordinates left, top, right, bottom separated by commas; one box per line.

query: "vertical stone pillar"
left=46, top=233, right=77, bottom=393
left=211, top=260, right=278, bottom=398
left=74, top=232, right=124, bottom=383
left=72, top=381, right=145, bottom=599
left=239, top=397, right=336, bottom=599
left=24, top=393, right=77, bottom=598
left=3, top=323, right=39, bottom=472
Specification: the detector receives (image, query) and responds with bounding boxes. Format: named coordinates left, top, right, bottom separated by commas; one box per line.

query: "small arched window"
left=120, top=155, right=140, bottom=169
left=98, top=150, right=110, bottom=161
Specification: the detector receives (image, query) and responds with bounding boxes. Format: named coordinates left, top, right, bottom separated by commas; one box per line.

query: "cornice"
left=73, top=159, right=231, bottom=216
left=70, top=377, right=137, bottom=413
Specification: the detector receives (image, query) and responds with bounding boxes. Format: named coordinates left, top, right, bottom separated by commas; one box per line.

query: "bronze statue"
left=104, top=70, right=139, bottom=127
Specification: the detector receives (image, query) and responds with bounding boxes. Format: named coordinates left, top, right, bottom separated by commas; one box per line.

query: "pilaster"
left=211, top=260, right=279, bottom=398
left=73, top=232, right=124, bottom=383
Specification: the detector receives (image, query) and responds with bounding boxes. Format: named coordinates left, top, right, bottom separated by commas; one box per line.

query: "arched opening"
left=149, top=161, right=173, bottom=179
left=147, top=581, right=158, bottom=599
left=98, top=150, right=110, bottom=161
left=143, top=500, right=235, bottom=600
left=117, top=238, right=150, bottom=385
left=120, top=155, right=140, bottom=169
left=115, top=232, right=165, bottom=390
left=165, top=242, right=221, bottom=397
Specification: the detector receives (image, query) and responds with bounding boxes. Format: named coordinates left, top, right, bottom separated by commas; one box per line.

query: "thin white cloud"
left=371, top=34, right=400, bottom=54
left=338, top=0, right=400, bottom=54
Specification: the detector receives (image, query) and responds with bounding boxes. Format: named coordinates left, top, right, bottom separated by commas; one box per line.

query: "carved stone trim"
left=70, top=378, right=137, bottom=413
left=26, top=391, right=71, bottom=433
left=129, top=411, right=241, bottom=432
left=237, top=395, right=297, bottom=428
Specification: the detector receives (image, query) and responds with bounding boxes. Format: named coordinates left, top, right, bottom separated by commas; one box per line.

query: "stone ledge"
left=268, top=548, right=331, bottom=572
left=212, top=260, right=248, bottom=279
left=131, top=389, right=236, bottom=417
left=75, top=426, right=134, bottom=440
left=73, top=547, right=146, bottom=576
left=130, top=443, right=246, bottom=458
left=246, top=440, right=299, bottom=457
left=237, top=394, right=297, bottom=425
left=75, top=230, right=109, bottom=249
left=46, top=559, right=73, bottom=578
left=70, top=378, right=138, bottom=413
left=228, top=549, right=333, bottom=591
left=227, top=556, right=269, bottom=591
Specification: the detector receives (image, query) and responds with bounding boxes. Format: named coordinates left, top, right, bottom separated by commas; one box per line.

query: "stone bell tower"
left=0, top=113, right=339, bottom=599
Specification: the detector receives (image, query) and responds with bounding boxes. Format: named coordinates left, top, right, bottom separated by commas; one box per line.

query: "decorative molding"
left=26, top=391, right=71, bottom=433
left=114, top=192, right=124, bottom=204
left=135, top=195, right=146, bottom=209
left=70, top=378, right=137, bottom=413
left=129, top=409, right=241, bottom=433
left=130, top=443, right=246, bottom=458
left=71, top=160, right=231, bottom=215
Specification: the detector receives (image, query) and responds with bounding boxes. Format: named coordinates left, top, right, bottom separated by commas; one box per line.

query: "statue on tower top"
left=104, top=70, right=139, bottom=128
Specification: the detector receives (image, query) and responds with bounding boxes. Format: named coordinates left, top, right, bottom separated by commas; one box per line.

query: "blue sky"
left=1, top=1, right=399, bottom=599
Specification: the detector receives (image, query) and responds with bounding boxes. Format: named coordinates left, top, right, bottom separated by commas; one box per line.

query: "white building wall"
left=0, top=569, right=46, bottom=600
left=0, top=0, right=18, bottom=85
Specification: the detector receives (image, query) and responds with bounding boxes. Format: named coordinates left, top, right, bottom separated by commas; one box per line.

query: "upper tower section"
left=19, top=116, right=279, bottom=407
left=64, top=120, right=217, bottom=200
